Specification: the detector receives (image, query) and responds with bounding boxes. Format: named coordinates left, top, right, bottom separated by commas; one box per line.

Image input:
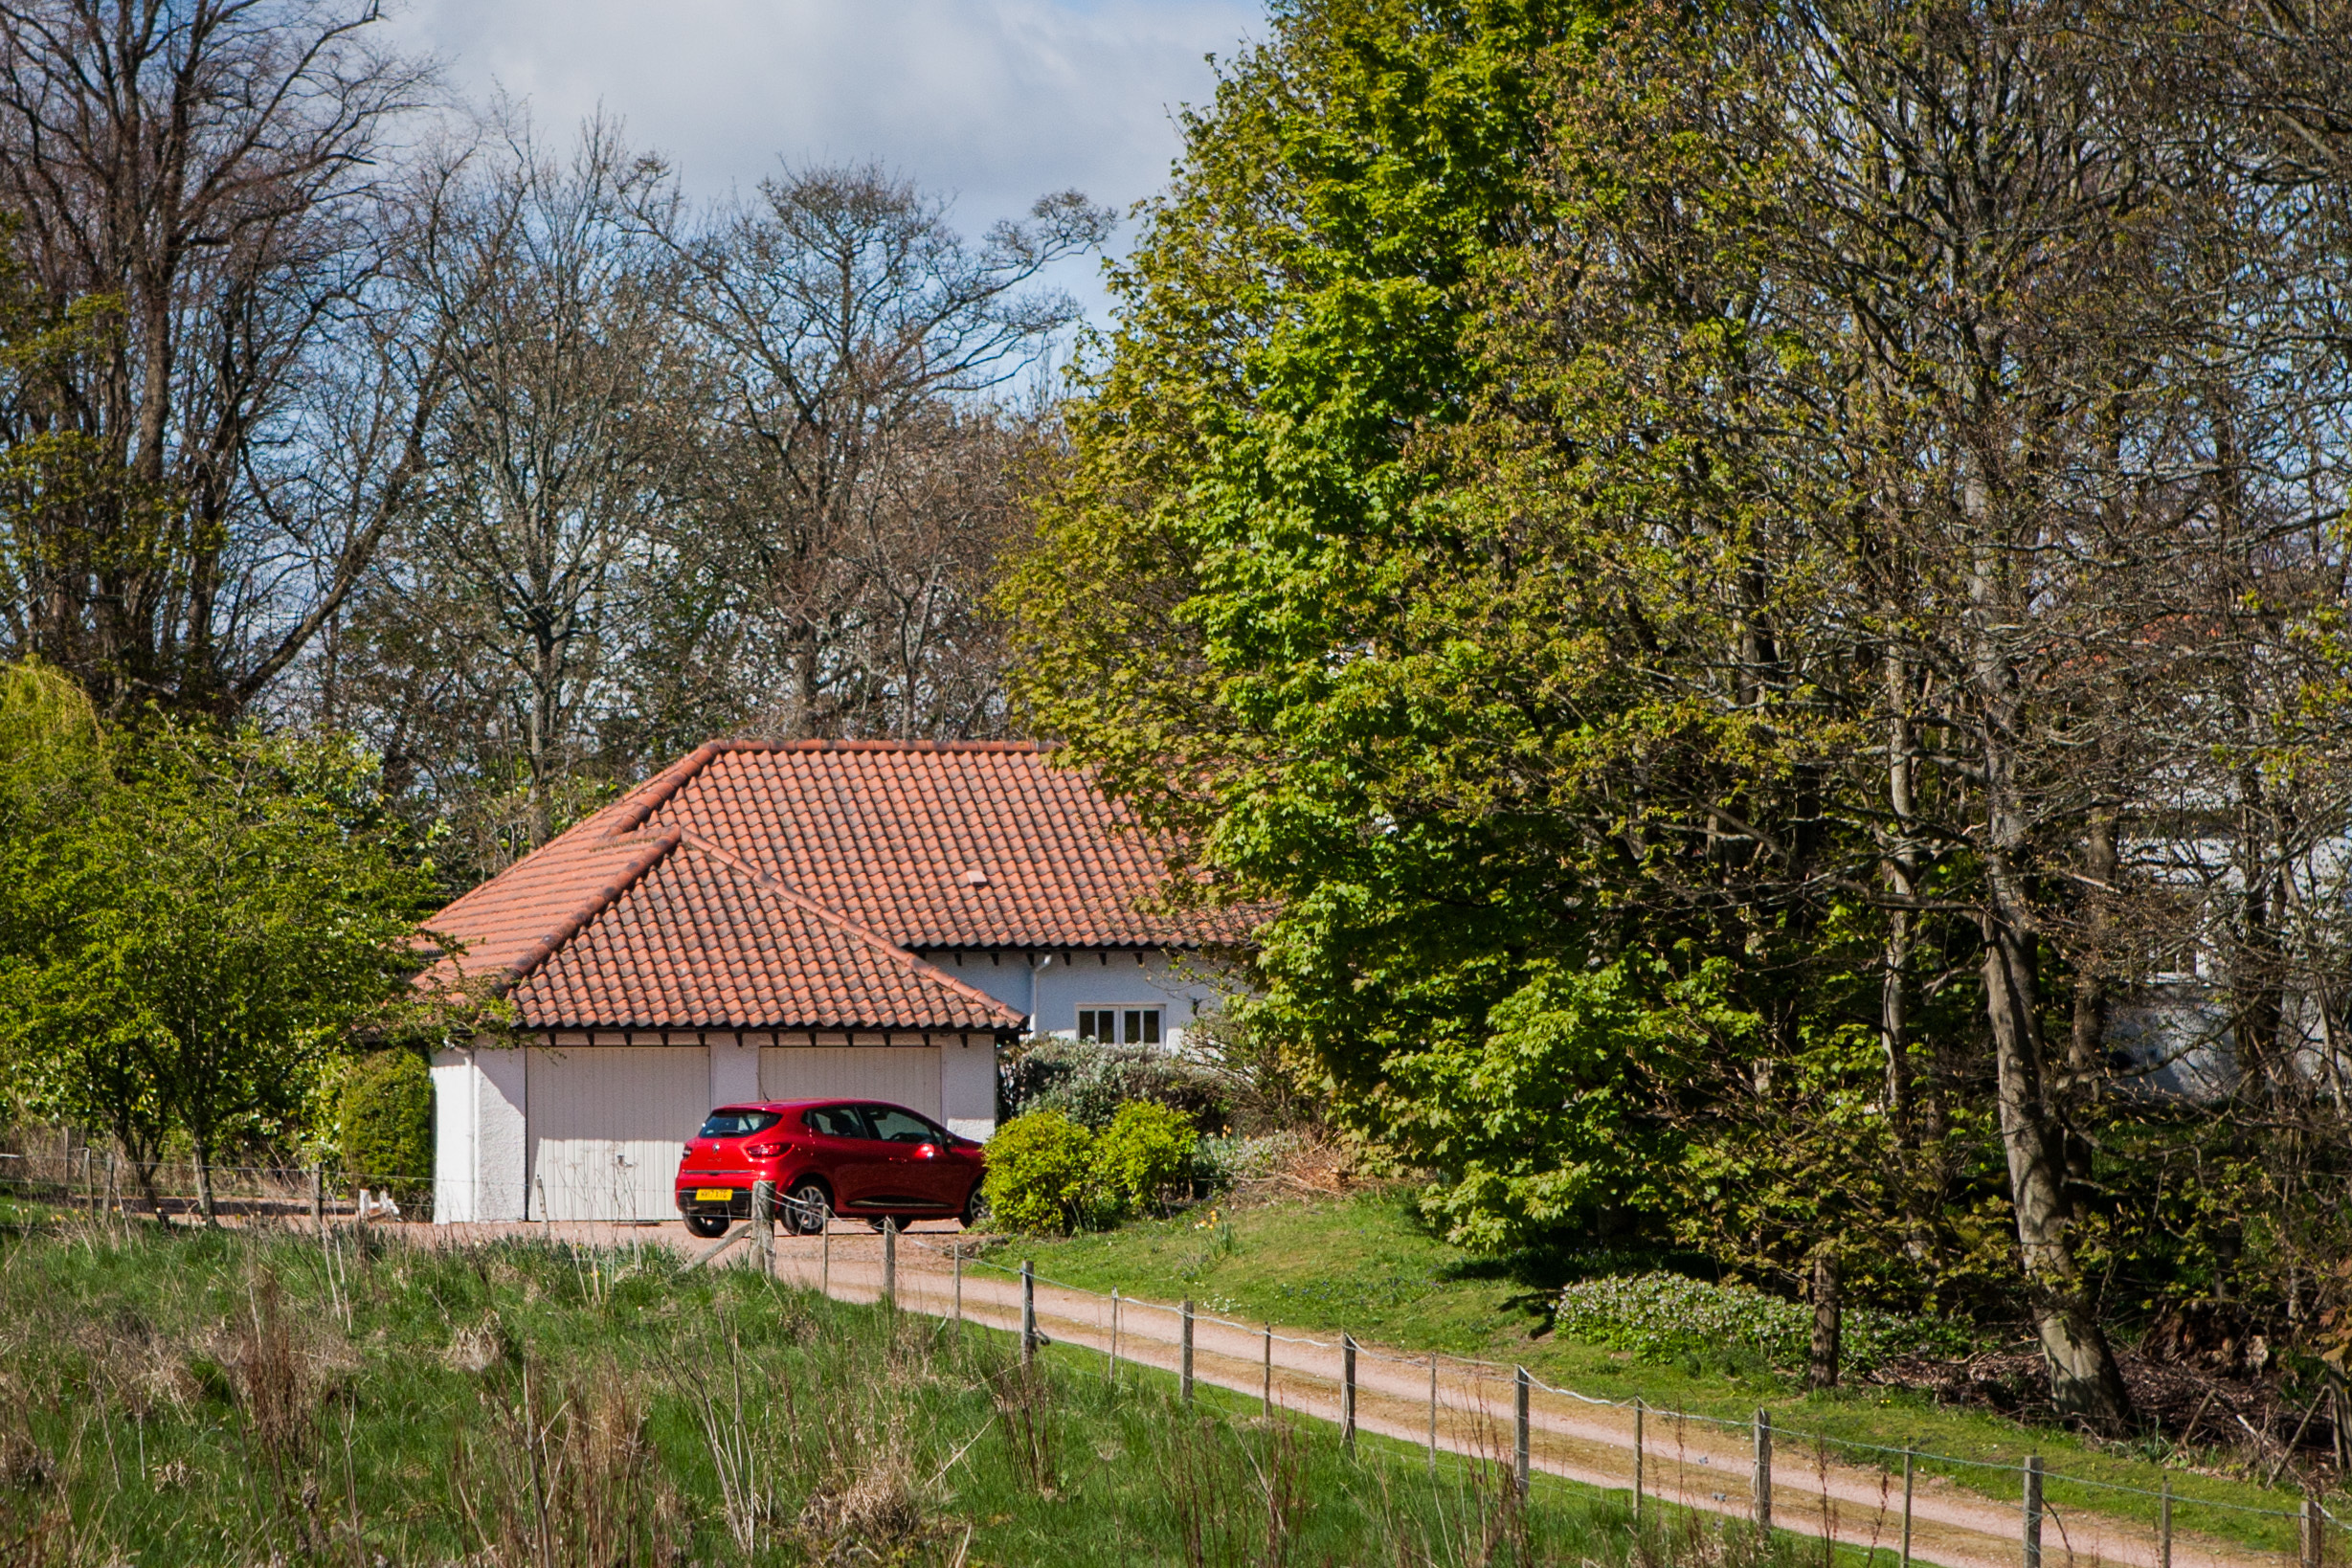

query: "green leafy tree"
left=6, top=722, right=445, bottom=1217
left=1006, top=0, right=1650, bottom=1149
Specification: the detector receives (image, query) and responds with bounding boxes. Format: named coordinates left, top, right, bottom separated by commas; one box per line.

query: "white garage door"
left=760, top=1047, right=942, bottom=1121
left=526, top=1047, right=710, bottom=1221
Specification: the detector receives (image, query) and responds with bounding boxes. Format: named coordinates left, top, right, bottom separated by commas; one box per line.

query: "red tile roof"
left=419, top=740, right=1225, bottom=1032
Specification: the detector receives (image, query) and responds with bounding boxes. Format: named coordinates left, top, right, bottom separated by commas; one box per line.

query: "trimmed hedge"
left=341, top=1048, right=433, bottom=1208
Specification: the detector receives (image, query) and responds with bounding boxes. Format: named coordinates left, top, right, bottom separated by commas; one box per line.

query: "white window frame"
left=1076, top=1005, right=1163, bottom=1046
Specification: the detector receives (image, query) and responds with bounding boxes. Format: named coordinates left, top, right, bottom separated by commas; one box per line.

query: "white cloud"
left=392, top=1, right=1259, bottom=256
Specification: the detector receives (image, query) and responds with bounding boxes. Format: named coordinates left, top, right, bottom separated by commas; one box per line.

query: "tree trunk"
left=1982, top=905, right=2135, bottom=1432
left=193, top=1147, right=218, bottom=1225
left=2064, top=807, right=2118, bottom=1187
left=1808, top=1247, right=1843, bottom=1391
left=1882, top=650, right=1917, bottom=1122
left=131, top=1158, right=162, bottom=1220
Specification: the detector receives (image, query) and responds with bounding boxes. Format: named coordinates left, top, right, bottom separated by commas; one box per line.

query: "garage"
left=760, top=1046, right=942, bottom=1120
left=526, top=1046, right=710, bottom=1221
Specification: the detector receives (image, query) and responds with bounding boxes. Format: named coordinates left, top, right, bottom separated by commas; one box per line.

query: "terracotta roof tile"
left=418, top=740, right=1233, bottom=1033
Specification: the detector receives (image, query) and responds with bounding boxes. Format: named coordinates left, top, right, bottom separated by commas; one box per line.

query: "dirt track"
left=414, top=1218, right=2291, bottom=1568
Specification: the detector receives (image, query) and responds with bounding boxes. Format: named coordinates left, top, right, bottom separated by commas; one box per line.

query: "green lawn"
left=0, top=1217, right=1855, bottom=1567
left=978, top=1191, right=2322, bottom=1557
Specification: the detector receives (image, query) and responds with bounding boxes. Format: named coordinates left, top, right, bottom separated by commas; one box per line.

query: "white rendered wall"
left=430, top=1050, right=472, bottom=1223
left=433, top=1043, right=527, bottom=1224
left=940, top=1035, right=998, bottom=1141
left=924, top=950, right=1034, bottom=1016
left=1030, top=949, right=1234, bottom=1054
left=915, top=947, right=1243, bottom=1057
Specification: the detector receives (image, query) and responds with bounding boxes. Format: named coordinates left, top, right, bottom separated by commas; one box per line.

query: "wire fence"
left=3, top=1147, right=2334, bottom=1568
left=695, top=1191, right=2327, bottom=1568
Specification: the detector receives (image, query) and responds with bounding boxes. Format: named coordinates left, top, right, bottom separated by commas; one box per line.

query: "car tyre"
left=786, top=1180, right=831, bottom=1236
left=683, top=1212, right=730, bottom=1239
left=960, top=1186, right=991, bottom=1230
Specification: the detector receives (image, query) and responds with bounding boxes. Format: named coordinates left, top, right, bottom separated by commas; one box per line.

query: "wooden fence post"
left=1109, top=1288, right=1120, bottom=1380
left=2304, top=1494, right=2324, bottom=1568
left=882, top=1217, right=897, bottom=1305
left=952, top=1243, right=964, bottom=1338
left=308, top=1165, right=324, bottom=1238
left=1263, top=1324, right=1272, bottom=1410
left=1429, top=1355, right=1440, bottom=1474
left=1515, top=1367, right=1531, bottom=1500
left=1753, top=1408, right=1773, bottom=1533
left=2158, top=1475, right=2171, bottom=1568
left=1344, top=1335, right=1359, bottom=1454
left=1020, top=1261, right=1036, bottom=1368
left=1180, top=1298, right=1195, bottom=1402
left=751, top=1181, right=774, bottom=1275
left=1901, top=1445, right=1915, bottom=1568
left=1634, top=1398, right=1646, bottom=1525
left=2023, top=1455, right=2044, bottom=1568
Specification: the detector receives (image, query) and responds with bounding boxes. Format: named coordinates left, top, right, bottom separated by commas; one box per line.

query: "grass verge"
left=0, top=1214, right=1883, bottom=1567
left=979, top=1191, right=2323, bottom=1557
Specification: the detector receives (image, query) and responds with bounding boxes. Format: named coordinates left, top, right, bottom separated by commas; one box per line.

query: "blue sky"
left=392, top=0, right=1264, bottom=325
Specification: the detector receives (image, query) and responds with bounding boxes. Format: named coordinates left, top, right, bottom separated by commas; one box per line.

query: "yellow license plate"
left=694, top=1188, right=732, bottom=1201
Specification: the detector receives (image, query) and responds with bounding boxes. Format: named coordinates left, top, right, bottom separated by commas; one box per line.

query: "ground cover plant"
left=985, top=1191, right=2329, bottom=1556
left=0, top=1215, right=1879, bottom=1567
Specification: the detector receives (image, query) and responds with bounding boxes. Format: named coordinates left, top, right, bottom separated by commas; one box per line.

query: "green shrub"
left=1554, top=1271, right=1978, bottom=1378
left=341, top=1048, right=433, bottom=1208
left=982, top=1110, right=1098, bottom=1233
left=1089, top=1101, right=1197, bottom=1219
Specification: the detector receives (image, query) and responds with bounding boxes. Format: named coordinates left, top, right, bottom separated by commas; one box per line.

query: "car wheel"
left=786, top=1181, right=831, bottom=1236
left=683, top=1212, right=730, bottom=1239
left=960, top=1187, right=991, bottom=1230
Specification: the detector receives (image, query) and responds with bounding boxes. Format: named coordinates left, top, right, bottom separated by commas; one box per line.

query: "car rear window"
left=699, top=1109, right=781, bottom=1138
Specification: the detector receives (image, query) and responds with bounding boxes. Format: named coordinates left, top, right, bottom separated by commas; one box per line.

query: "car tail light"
left=744, top=1141, right=787, bottom=1159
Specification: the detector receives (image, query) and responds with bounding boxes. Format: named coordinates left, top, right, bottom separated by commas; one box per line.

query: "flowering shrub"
left=1554, top=1272, right=1976, bottom=1376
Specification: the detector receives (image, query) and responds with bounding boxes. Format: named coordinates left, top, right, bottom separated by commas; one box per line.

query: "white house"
left=418, top=739, right=1239, bottom=1222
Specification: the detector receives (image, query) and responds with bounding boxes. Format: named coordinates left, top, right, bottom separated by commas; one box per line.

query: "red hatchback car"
left=674, top=1099, right=986, bottom=1238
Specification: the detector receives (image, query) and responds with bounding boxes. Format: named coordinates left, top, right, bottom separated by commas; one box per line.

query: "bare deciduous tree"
left=0, top=0, right=449, bottom=713
left=649, top=164, right=1107, bottom=738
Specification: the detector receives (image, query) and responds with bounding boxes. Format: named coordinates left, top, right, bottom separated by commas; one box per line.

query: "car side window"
left=863, top=1106, right=938, bottom=1144
left=800, top=1106, right=870, bottom=1140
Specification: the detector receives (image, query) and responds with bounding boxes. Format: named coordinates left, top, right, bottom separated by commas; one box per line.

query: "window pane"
left=1140, top=1010, right=1161, bottom=1044
left=1124, top=1010, right=1141, bottom=1044
left=800, top=1106, right=870, bottom=1140
left=698, top=1109, right=781, bottom=1138
left=865, top=1106, right=937, bottom=1144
